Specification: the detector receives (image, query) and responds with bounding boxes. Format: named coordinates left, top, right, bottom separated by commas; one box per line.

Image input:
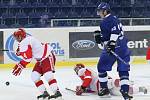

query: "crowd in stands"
left=0, top=0, right=150, bottom=28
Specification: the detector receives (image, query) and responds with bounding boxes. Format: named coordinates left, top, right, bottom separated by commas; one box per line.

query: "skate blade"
left=99, top=94, right=111, bottom=98
left=38, top=98, right=43, bottom=100
left=123, top=97, right=133, bottom=100
left=49, top=97, right=63, bottom=100
left=38, top=97, right=49, bottom=100
left=124, top=98, right=131, bottom=100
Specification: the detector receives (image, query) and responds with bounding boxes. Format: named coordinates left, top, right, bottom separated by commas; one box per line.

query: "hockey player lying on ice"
left=74, top=63, right=147, bottom=96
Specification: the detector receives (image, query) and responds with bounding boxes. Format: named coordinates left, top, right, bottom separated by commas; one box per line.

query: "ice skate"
left=48, top=91, right=63, bottom=100
left=37, top=91, right=50, bottom=100
left=98, top=88, right=111, bottom=98
left=120, top=90, right=133, bottom=100
left=139, top=86, right=148, bottom=94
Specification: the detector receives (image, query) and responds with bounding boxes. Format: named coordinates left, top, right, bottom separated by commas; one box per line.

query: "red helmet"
left=74, top=63, right=85, bottom=74
left=13, top=28, right=26, bottom=41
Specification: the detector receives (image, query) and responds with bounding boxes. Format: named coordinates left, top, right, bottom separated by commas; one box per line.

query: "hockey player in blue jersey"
left=94, top=2, right=133, bottom=100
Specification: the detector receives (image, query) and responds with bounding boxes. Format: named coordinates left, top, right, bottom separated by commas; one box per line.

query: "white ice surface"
left=0, top=64, right=150, bottom=100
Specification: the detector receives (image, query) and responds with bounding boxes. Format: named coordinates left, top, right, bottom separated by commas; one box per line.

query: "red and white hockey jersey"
left=76, top=67, right=134, bottom=95
left=146, top=47, right=150, bottom=60
left=17, top=36, right=53, bottom=65
left=77, top=68, right=99, bottom=92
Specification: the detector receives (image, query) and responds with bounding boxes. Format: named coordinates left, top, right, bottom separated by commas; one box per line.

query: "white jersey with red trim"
left=18, top=36, right=53, bottom=62
left=77, top=68, right=99, bottom=92
left=77, top=67, right=135, bottom=95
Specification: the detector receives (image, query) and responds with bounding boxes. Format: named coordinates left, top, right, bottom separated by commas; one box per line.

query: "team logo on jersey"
left=72, top=40, right=95, bottom=50
left=5, top=33, right=31, bottom=61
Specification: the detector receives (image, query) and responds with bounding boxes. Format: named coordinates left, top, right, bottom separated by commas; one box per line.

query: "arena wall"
left=0, top=26, right=150, bottom=68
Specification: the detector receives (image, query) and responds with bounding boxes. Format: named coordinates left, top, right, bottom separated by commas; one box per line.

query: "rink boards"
left=0, top=56, right=147, bottom=69
left=0, top=26, right=149, bottom=69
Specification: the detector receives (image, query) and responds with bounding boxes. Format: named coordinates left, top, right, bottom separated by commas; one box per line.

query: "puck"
left=5, top=81, right=10, bottom=86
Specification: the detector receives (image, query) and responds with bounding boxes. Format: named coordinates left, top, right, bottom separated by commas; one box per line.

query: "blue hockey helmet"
left=97, top=2, right=110, bottom=11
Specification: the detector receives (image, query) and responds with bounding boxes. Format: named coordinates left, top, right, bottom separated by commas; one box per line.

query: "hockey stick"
left=65, top=88, right=76, bottom=92
left=110, top=50, right=129, bottom=66
left=0, top=49, right=9, bottom=51
left=65, top=88, right=97, bottom=96
left=96, top=39, right=129, bottom=66
left=0, top=49, right=15, bottom=53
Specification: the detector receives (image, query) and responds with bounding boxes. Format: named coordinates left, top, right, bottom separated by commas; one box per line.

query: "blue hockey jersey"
left=97, top=14, right=131, bottom=71
left=100, top=14, right=123, bottom=42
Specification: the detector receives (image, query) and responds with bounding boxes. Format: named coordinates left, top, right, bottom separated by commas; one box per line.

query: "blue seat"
left=0, top=23, right=8, bottom=28
left=90, top=0, right=98, bottom=6
left=80, top=9, right=92, bottom=18
left=24, top=23, right=36, bottom=28
left=83, top=0, right=94, bottom=6
left=20, top=2, right=32, bottom=8
left=110, top=0, right=121, bottom=7
left=132, top=7, right=145, bottom=17
left=16, top=12, right=28, bottom=18
left=28, top=12, right=41, bottom=18
left=0, top=2, right=8, bottom=8
left=2, top=13, right=15, bottom=18
left=60, top=0, right=70, bottom=6
left=42, top=11, right=55, bottom=18
left=10, top=23, right=22, bottom=28
left=28, top=0, right=38, bottom=3
left=72, top=0, right=83, bottom=6
left=32, top=2, right=46, bottom=8
left=41, top=0, right=49, bottom=4
left=15, top=0, right=25, bottom=4
left=17, top=18, right=29, bottom=26
left=54, top=11, right=61, bottom=18
left=134, top=0, right=145, bottom=7
left=144, top=0, right=150, bottom=7
left=120, top=0, right=131, bottom=7
left=68, top=9, right=78, bottom=18
left=143, top=11, right=150, bottom=17
left=46, top=0, right=58, bottom=7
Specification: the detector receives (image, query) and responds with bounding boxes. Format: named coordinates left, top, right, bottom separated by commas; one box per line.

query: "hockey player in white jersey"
left=74, top=63, right=147, bottom=96
left=12, top=28, right=62, bottom=100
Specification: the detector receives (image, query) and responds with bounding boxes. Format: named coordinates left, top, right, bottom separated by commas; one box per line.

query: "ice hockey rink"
left=0, top=63, right=150, bottom=100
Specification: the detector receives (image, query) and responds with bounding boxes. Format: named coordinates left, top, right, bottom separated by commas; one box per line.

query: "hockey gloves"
left=12, top=63, right=25, bottom=76
left=76, top=86, right=86, bottom=95
left=106, top=40, right=116, bottom=53
left=94, top=30, right=103, bottom=44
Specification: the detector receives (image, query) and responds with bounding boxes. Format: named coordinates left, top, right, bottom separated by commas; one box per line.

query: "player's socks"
left=98, top=72, right=108, bottom=88
left=37, top=91, right=50, bottom=100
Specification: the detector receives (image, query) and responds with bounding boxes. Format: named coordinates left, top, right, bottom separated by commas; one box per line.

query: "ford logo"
left=72, top=40, right=95, bottom=50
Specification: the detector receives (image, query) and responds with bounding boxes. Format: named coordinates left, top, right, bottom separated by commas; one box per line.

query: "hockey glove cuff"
left=106, top=40, right=116, bottom=53
left=12, top=60, right=29, bottom=76
left=12, top=63, right=25, bottom=76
